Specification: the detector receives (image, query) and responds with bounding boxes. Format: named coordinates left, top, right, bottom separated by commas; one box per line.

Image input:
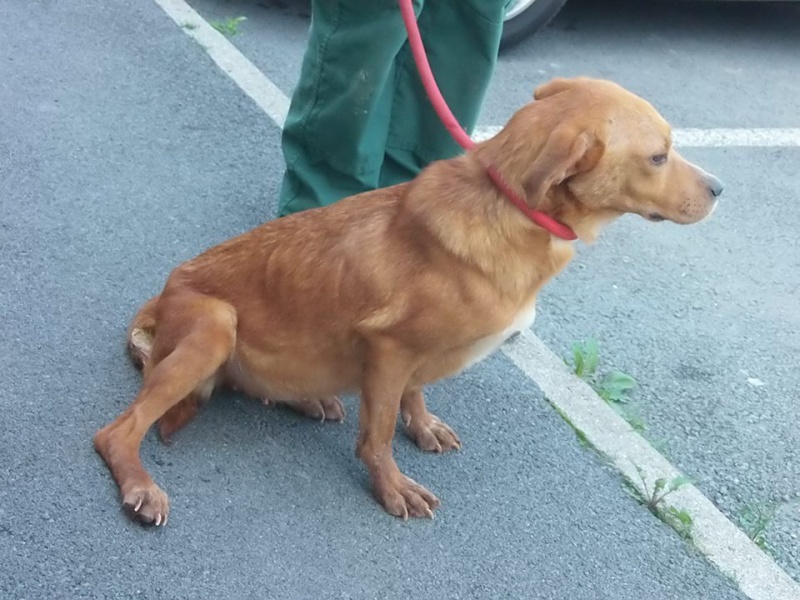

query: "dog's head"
left=491, top=77, right=722, bottom=238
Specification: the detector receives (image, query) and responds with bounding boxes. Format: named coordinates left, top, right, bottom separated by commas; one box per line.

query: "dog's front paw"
left=404, top=412, right=461, bottom=453
left=122, top=481, right=170, bottom=526
left=374, top=473, right=440, bottom=520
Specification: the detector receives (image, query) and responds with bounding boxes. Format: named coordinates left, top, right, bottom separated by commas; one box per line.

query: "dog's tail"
left=127, top=295, right=159, bottom=370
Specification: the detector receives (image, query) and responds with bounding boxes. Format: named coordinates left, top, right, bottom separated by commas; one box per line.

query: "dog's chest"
left=462, top=298, right=537, bottom=368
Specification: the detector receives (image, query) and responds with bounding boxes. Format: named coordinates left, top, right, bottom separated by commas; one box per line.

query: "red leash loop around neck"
left=397, top=0, right=577, bottom=241
left=485, top=167, right=578, bottom=241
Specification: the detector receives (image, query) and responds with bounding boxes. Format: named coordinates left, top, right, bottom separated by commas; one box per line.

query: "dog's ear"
left=524, top=127, right=605, bottom=202
left=533, top=78, right=575, bottom=101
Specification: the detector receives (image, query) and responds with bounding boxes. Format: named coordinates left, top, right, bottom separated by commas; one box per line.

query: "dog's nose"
left=706, top=174, right=724, bottom=198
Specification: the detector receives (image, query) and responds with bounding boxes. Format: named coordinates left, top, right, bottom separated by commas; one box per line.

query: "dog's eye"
left=651, top=153, right=668, bottom=166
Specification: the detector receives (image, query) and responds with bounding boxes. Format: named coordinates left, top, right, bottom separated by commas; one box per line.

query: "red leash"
left=397, top=0, right=577, bottom=241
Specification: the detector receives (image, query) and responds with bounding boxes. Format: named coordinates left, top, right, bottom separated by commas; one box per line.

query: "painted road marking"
left=152, top=0, right=800, bottom=597
left=156, top=0, right=289, bottom=127
left=474, top=125, right=800, bottom=147
left=157, top=0, right=800, bottom=150
left=503, top=331, right=800, bottom=600
left=674, top=128, right=800, bottom=147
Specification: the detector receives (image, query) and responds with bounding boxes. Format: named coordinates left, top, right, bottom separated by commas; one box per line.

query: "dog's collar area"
left=398, top=0, right=576, bottom=241
left=485, top=166, right=578, bottom=241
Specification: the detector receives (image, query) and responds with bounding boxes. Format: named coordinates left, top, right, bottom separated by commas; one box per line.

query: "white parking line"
left=153, top=0, right=800, bottom=597
left=674, top=128, right=800, bottom=147
left=474, top=126, right=800, bottom=147
left=156, top=0, right=289, bottom=127
left=504, top=331, right=800, bottom=600
left=156, top=0, right=800, bottom=151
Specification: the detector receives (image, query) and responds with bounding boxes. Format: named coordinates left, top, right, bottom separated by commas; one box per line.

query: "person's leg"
left=279, top=0, right=423, bottom=217
left=379, top=0, right=506, bottom=187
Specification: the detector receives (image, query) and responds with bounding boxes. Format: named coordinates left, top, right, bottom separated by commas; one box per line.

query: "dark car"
left=502, top=0, right=569, bottom=49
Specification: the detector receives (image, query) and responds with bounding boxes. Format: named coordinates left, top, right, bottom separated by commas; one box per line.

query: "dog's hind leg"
left=157, top=391, right=207, bottom=443
left=126, top=294, right=207, bottom=444
left=273, top=396, right=346, bottom=422
left=94, top=292, right=237, bottom=526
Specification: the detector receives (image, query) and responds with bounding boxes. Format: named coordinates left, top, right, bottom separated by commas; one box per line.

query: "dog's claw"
left=375, top=472, right=439, bottom=520
left=122, top=483, right=170, bottom=527
left=288, top=396, right=345, bottom=422
left=405, top=413, right=461, bottom=454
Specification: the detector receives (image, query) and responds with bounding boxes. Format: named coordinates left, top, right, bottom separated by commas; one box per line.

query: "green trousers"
left=278, top=0, right=507, bottom=216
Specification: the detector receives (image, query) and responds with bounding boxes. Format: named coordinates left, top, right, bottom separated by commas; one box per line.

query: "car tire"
left=501, top=0, right=569, bottom=50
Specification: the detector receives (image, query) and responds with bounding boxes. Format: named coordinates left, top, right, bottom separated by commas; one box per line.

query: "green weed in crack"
left=738, top=502, right=779, bottom=558
left=626, top=467, right=694, bottom=539
left=211, top=16, right=247, bottom=36
left=567, top=339, right=644, bottom=431
left=563, top=340, right=697, bottom=539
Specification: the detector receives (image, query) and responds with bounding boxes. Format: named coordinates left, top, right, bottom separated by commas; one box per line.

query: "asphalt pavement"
left=0, top=0, right=796, bottom=598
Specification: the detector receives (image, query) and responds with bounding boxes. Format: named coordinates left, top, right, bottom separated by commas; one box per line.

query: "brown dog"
left=94, top=77, right=722, bottom=526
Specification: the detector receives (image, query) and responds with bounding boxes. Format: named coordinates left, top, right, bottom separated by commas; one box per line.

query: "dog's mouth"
left=647, top=213, right=666, bottom=222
